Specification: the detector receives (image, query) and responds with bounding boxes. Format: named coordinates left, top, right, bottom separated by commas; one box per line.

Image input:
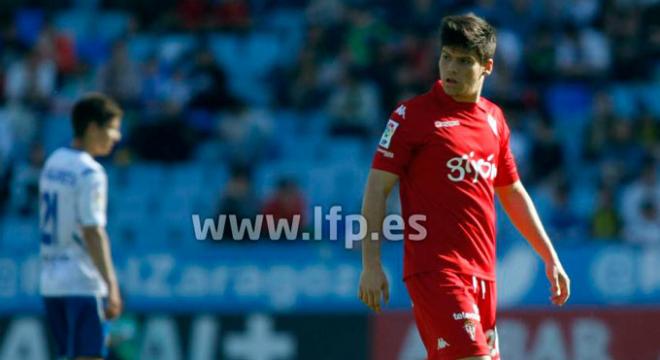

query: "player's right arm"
left=358, top=169, right=399, bottom=313
left=78, top=169, right=123, bottom=319
left=83, top=225, right=122, bottom=319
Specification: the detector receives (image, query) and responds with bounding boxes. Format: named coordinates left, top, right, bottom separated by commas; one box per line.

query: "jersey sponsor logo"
left=487, top=114, right=498, bottom=136
left=435, top=120, right=461, bottom=128
left=464, top=320, right=477, bottom=342
left=453, top=304, right=481, bottom=321
left=437, top=337, right=450, bottom=349
left=446, top=152, right=497, bottom=183
left=379, top=119, right=399, bottom=149
left=395, top=105, right=406, bottom=118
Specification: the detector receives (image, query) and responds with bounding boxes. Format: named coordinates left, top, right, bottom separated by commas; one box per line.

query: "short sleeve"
left=494, top=113, right=520, bottom=187
left=371, top=104, right=417, bottom=177
left=77, top=169, right=107, bottom=227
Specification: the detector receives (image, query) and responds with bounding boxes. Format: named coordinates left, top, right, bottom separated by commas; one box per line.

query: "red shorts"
left=405, top=271, right=500, bottom=360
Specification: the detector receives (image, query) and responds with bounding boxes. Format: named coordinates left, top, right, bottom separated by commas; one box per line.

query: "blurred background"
left=0, top=0, right=659, bottom=359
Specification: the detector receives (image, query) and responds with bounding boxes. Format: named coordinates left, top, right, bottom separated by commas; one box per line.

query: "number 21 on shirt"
left=40, top=191, right=58, bottom=245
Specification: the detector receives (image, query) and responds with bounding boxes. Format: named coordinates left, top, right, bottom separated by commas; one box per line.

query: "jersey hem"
left=403, top=267, right=495, bottom=282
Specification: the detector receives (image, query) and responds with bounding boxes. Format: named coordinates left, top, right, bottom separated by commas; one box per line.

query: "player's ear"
left=483, top=58, right=494, bottom=76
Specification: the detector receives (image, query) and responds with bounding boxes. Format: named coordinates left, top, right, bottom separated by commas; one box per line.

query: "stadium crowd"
left=0, top=0, right=659, bottom=248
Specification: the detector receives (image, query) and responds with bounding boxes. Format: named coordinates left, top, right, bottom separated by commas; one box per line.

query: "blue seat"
left=76, top=36, right=110, bottom=65
left=53, top=10, right=93, bottom=42
left=118, top=164, right=165, bottom=195
left=320, top=138, right=368, bottom=164
left=95, top=11, right=130, bottom=41
left=0, top=217, right=39, bottom=255
left=248, top=33, right=281, bottom=75
left=127, top=35, right=157, bottom=61
left=158, top=34, right=198, bottom=65
left=261, top=10, right=305, bottom=65
left=209, top=34, right=238, bottom=72
left=571, top=184, right=597, bottom=219
left=199, top=165, right=229, bottom=191
left=609, top=85, right=637, bottom=118
left=162, top=163, right=205, bottom=193
left=42, top=115, right=73, bottom=155
left=639, top=84, right=660, bottom=117
left=16, top=8, right=44, bottom=46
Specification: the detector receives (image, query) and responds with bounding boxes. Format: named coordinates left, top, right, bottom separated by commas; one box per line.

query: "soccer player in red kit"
left=358, top=14, right=571, bottom=360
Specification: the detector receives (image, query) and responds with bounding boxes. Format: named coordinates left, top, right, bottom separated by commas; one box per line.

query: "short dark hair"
left=71, top=93, right=123, bottom=138
left=440, top=13, right=497, bottom=64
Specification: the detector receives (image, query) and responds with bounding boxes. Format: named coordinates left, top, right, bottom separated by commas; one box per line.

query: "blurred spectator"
left=214, top=0, right=252, bottom=32
left=36, top=22, right=77, bottom=74
left=636, top=111, right=660, bottom=153
left=604, top=6, right=643, bottom=80
left=218, top=102, right=272, bottom=169
left=555, top=24, right=610, bottom=80
left=52, top=65, right=96, bottom=112
left=176, top=0, right=207, bottom=30
left=98, top=41, right=142, bottom=107
left=601, top=118, right=646, bottom=181
left=590, top=185, right=622, bottom=241
left=0, top=105, right=39, bottom=157
left=157, top=66, right=192, bottom=115
left=188, top=48, right=236, bottom=111
left=583, top=91, right=615, bottom=160
left=400, top=0, right=443, bottom=33
left=641, top=2, right=660, bottom=67
left=215, top=168, right=259, bottom=241
left=0, top=0, right=657, bottom=250
left=327, top=67, right=380, bottom=139
left=546, top=180, right=587, bottom=244
left=563, top=0, right=600, bottom=27
left=506, top=111, right=532, bottom=180
left=11, top=143, right=44, bottom=217
left=305, top=0, right=345, bottom=26
left=0, top=116, right=13, bottom=214
left=140, top=56, right=167, bottom=116
left=4, top=47, right=56, bottom=107
left=282, top=49, right=325, bottom=111
left=624, top=198, right=660, bottom=246
left=529, top=118, right=564, bottom=184
left=262, top=177, right=307, bottom=232
left=345, top=8, right=390, bottom=67
left=621, top=162, right=660, bottom=225
left=524, top=23, right=556, bottom=84
left=0, top=114, right=14, bottom=168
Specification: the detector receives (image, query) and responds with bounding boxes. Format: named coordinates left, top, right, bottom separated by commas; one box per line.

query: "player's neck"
left=71, top=138, right=94, bottom=156
left=450, top=92, right=480, bottom=103
left=449, top=80, right=484, bottom=103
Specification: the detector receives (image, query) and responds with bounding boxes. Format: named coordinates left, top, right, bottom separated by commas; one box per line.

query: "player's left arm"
left=495, top=180, right=570, bottom=306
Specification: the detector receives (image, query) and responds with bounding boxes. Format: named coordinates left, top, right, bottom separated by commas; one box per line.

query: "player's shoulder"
left=478, top=96, right=506, bottom=119
left=389, top=91, right=434, bottom=124
left=78, top=156, right=105, bottom=180
left=51, top=147, right=105, bottom=178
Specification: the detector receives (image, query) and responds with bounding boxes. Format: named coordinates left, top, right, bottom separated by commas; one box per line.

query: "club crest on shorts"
left=437, top=337, right=450, bottom=350
left=464, top=320, right=477, bottom=341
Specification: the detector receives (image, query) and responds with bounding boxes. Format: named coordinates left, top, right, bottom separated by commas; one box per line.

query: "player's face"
left=88, top=117, right=122, bottom=156
left=439, top=46, right=493, bottom=102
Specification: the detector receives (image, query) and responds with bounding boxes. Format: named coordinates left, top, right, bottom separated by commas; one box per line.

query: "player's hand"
left=105, top=286, right=123, bottom=320
left=545, top=261, right=570, bottom=306
left=358, top=265, right=389, bottom=313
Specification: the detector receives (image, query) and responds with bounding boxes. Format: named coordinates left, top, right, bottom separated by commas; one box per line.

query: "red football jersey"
left=372, top=80, right=519, bottom=280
